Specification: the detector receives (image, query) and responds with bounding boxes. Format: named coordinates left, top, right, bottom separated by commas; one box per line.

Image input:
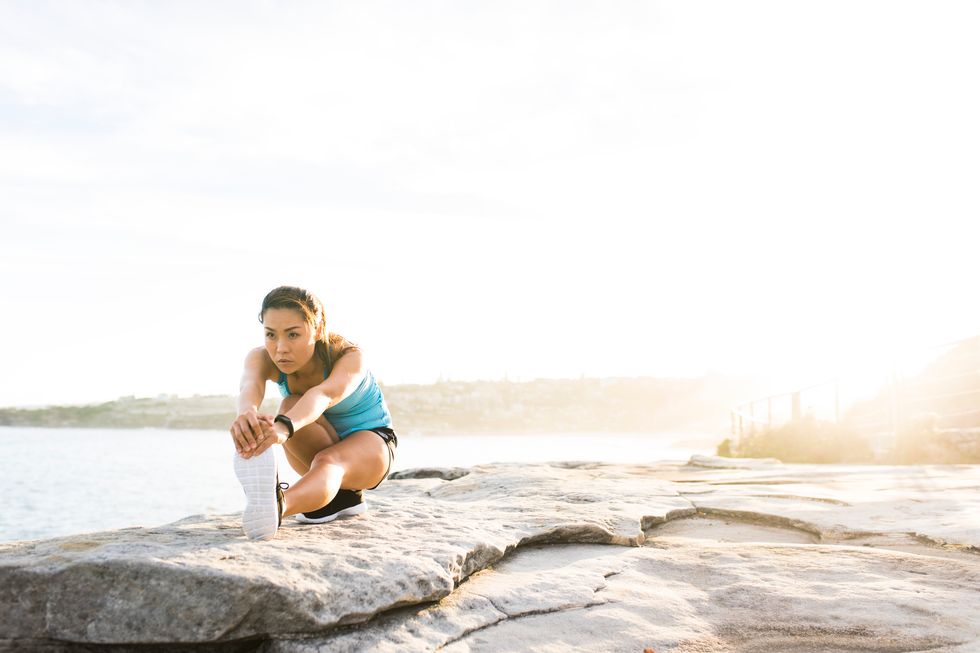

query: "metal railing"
left=730, top=335, right=980, bottom=455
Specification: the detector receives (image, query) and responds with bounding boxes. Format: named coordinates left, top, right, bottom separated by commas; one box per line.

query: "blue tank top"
left=277, top=365, right=392, bottom=439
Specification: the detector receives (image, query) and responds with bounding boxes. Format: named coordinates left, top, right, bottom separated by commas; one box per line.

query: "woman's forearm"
left=237, top=379, right=265, bottom=415
left=283, top=389, right=334, bottom=430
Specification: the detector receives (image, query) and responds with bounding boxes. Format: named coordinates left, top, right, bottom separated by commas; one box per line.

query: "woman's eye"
left=265, top=333, right=274, bottom=339
left=289, top=333, right=299, bottom=339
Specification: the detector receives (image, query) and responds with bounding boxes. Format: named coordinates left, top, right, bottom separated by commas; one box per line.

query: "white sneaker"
left=233, top=448, right=282, bottom=540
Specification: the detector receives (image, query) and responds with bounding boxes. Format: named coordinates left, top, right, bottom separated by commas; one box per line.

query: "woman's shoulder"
left=327, top=332, right=360, bottom=360
left=245, top=347, right=281, bottom=383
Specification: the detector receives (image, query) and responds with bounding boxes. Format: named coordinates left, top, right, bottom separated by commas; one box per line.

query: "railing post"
left=888, top=371, right=898, bottom=439
left=895, top=372, right=906, bottom=437
left=834, top=379, right=840, bottom=424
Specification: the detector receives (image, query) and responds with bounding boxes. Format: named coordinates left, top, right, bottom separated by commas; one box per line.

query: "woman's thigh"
left=277, top=395, right=339, bottom=474
left=312, top=430, right=389, bottom=490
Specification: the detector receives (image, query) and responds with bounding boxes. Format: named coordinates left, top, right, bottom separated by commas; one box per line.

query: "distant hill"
left=0, top=375, right=762, bottom=436
left=731, top=337, right=980, bottom=464
left=844, top=336, right=980, bottom=431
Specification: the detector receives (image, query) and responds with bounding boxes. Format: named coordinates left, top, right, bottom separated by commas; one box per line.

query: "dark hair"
left=258, top=286, right=357, bottom=373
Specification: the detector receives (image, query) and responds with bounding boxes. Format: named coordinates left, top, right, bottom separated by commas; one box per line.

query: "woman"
left=230, top=286, right=397, bottom=540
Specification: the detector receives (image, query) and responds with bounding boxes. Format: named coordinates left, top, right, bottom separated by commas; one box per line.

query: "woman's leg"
left=280, top=430, right=389, bottom=518
left=277, top=395, right=339, bottom=475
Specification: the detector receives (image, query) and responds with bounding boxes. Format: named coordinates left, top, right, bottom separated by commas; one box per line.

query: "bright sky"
left=2, top=1, right=978, bottom=407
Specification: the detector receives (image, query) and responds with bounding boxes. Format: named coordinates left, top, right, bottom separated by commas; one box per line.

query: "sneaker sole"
left=294, top=501, right=368, bottom=524
left=233, top=449, right=279, bottom=540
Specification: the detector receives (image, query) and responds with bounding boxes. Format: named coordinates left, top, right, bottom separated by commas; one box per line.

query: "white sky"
left=1, top=1, right=978, bottom=407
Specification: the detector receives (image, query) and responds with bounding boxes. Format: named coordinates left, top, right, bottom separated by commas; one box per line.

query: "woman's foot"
left=294, top=489, right=367, bottom=524
left=233, top=448, right=283, bottom=540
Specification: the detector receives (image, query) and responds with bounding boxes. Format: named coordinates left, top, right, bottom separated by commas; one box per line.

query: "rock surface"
left=2, top=456, right=979, bottom=652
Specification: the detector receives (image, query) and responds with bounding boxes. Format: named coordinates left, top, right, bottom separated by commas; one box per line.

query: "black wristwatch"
left=274, top=414, right=295, bottom=440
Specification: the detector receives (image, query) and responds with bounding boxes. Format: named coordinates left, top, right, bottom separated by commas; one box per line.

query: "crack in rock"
left=640, top=507, right=698, bottom=532
left=687, top=506, right=828, bottom=540
left=911, top=533, right=980, bottom=556
left=433, top=597, right=610, bottom=652
left=746, top=493, right=851, bottom=506
left=705, top=622, right=961, bottom=653
left=388, top=467, right=471, bottom=481
left=701, top=479, right=805, bottom=486
left=644, top=499, right=826, bottom=541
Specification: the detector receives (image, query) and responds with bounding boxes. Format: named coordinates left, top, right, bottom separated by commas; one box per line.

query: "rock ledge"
left=2, top=457, right=978, bottom=652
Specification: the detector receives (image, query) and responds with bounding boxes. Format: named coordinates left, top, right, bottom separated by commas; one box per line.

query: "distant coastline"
left=0, top=376, right=757, bottom=436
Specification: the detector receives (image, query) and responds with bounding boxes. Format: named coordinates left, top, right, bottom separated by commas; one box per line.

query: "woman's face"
left=262, top=308, right=318, bottom=373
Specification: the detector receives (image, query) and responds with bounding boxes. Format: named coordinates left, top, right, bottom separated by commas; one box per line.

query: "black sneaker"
left=294, top=489, right=367, bottom=524
left=277, top=481, right=289, bottom=527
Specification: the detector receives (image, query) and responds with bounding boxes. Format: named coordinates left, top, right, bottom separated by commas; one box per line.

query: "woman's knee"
left=312, top=446, right=343, bottom=468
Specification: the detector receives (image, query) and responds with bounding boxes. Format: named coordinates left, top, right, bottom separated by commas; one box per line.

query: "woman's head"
left=259, top=286, right=329, bottom=373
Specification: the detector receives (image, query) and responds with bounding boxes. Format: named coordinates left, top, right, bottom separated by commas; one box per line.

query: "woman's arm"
left=230, top=347, right=276, bottom=453
left=276, top=349, right=366, bottom=433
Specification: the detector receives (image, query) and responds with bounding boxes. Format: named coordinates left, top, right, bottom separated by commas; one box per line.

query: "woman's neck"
left=291, top=356, right=323, bottom=379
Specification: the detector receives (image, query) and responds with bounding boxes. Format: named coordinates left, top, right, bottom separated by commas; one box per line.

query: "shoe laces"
left=276, top=481, right=289, bottom=525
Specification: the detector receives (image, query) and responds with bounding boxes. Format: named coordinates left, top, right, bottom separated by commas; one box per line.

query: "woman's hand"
left=239, top=420, right=290, bottom=459
left=230, top=408, right=275, bottom=455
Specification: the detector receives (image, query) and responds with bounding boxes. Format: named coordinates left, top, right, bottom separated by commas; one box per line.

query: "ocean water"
left=0, top=427, right=716, bottom=543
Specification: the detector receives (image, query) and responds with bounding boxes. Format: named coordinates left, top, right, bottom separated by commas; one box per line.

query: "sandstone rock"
left=2, top=458, right=979, bottom=651
left=272, top=533, right=980, bottom=653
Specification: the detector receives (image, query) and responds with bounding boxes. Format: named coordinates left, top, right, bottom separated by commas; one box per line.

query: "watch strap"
left=274, top=414, right=295, bottom=440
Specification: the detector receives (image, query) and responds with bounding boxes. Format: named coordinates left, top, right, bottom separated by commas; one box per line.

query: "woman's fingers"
left=246, top=418, right=262, bottom=449
left=254, top=414, right=277, bottom=444
left=247, top=414, right=267, bottom=445
left=238, top=423, right=254, bottom=451
left=236, top=419, right=258, bottom=451
left=230, top=424, right=247, bottom=454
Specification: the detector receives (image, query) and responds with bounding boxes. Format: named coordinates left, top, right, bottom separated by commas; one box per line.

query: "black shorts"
left=365, top=427, right=398, bottom=491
